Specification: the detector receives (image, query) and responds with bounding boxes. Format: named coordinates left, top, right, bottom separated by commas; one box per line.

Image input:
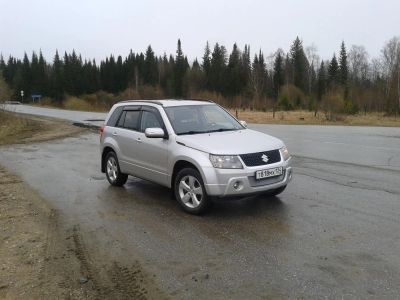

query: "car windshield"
left=164, top=104, right=244, bottom=135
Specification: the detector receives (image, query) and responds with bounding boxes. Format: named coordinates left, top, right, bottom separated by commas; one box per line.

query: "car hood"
left=175, top=129, right=284, bottom=155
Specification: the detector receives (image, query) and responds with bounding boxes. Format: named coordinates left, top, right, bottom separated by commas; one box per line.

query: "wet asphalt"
left=1, top=107, right=400, bottom=299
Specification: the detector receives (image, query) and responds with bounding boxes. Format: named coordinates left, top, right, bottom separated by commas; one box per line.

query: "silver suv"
left=100, top=100, right=292, bottom=214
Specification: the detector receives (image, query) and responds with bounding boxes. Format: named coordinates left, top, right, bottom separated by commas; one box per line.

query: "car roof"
left=117, top=99, right=214, bottom=107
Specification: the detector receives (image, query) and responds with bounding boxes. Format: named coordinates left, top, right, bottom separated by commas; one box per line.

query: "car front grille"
left=240, top=149, right=281, bottom=167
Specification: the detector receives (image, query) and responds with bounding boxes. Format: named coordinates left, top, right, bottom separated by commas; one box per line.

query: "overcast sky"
left=1, top=0, right=399, bottom=63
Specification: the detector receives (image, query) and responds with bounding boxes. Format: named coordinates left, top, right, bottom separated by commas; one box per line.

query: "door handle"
left=136, top=137, right=142, bottom=143
left=112, top=131, right=118, bottom=136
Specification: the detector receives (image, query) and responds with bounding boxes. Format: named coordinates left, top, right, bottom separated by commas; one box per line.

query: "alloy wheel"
left=178, top=175, right=203, bottom=208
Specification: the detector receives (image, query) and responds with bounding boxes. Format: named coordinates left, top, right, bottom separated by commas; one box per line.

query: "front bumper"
left=203, top=157, right=293, bottom=197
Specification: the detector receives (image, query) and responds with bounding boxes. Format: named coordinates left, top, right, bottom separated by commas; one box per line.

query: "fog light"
left=233, top=180, right=243, bottom=191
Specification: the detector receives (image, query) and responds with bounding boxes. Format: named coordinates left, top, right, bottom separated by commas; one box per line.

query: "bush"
left=320, top=91, right=345, bottom=120
left=82, top=91, right=115, bottom=111
left=63, top=96, right=93, bottom=111
left=343, top=99, right=359, bottom=115
left=138, top=85, right=164, bottom=100
left=277, top=84, right=306, bottom=110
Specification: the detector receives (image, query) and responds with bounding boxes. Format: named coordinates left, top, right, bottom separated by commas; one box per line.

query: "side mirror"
left=145, top=127, right=165, bottom=138
left=239, top=120, right=248, bottom=128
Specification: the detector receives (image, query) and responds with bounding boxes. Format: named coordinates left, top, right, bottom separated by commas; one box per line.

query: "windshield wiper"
left=206, top=128, right=237, bottom=133
left=178, top=130, right=209, bottom=135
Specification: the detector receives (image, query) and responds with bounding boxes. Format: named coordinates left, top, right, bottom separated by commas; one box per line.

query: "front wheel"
left=105, top=152, right=128, bottom=187
left=174, top=168, right=211, bottom=215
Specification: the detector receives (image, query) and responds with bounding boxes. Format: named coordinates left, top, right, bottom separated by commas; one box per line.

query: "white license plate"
left=255, top=167, right=283, bottom=180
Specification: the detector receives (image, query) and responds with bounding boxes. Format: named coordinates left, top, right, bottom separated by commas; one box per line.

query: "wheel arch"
left=101, top=146, right=116, bottom=173
left=171, top=159, right=202, bottom=190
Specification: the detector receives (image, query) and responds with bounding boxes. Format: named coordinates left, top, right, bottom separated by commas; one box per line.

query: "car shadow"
left=104, top=177, right=288, bottom=219
left=207, top=194, right=287, bottom=218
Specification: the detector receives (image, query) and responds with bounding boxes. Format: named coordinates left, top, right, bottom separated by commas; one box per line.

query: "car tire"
left=105, top=152, right=128, bottom=187
left=174, top=168, right=211, bottom=215
left=265, top=185, right=287, bottom=197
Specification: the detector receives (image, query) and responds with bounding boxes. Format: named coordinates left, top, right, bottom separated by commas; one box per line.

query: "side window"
left=141, top=111, right=162, bottom=132
left=117, top=111, right=126, bottom=127
left=123, top=110, right=141, bottom=131
left=106, top=106, right=124, bottom=127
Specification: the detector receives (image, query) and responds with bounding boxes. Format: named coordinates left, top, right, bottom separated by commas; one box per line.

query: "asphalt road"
left=1, top=105, right=400, bottom=298
left=4, top=104, right=106, bottom=127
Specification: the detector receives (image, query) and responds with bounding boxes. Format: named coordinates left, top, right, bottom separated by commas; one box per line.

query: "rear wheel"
left=174, top=168, right=211, bottom=214
left=105, top=152, right=128, bottom=187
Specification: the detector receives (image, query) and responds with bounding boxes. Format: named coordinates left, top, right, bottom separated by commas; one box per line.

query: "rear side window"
left=117, top=111, right=126, bottom=127
left=122, top=110, right=141, bottom=130
left=106, top=106, right=124, bottom=127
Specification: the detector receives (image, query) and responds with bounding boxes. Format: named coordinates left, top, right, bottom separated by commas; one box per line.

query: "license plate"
left=255, top=167, right=283, bottom=180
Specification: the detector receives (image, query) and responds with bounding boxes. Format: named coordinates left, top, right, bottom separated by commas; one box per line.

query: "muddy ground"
left=0, top=116, right=164, bottom=299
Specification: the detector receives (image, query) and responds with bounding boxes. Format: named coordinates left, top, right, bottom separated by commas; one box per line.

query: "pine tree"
left=328, top=54, right=339, bottom=88
left=144, top=45, right=158, bottom=86
left=202, top=41, right=211, bottom=90
left=0, top=55, right=5, bottom=73
left=241, top=44, right=251, bottom=92
left=37, top=50, right=47, bottom=95
left=226, top=43, right=242, bottom=96
left=3, top=56, right=16, bottom=85
left=251, top=50, right=267, bottom=101
left=174, top=39, right=187, bottom=97
left=290, top=37, right=308, bottom=91
left=209, top=43, right=227, bottom=94
left=18, top=53, right=31, bottom=100
left=30, top=52, right=39, bottom=95
left=339, top=41, right=348, bottom=86
left=273, top=50, right=284, bottom=98
left=51, top=50, right=64, bottom=100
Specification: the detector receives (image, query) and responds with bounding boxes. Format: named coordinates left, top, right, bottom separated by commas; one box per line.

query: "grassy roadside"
left=230, top=109, right=400, bottom=127
left=0, top=111, right=85, bottom=145
left=32, top=98, right=400, bottom=127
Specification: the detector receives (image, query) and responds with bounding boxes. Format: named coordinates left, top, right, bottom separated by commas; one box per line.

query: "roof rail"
left=118, top=100, right=164, bottom=106
left=184, top=98, right=214, bottom=103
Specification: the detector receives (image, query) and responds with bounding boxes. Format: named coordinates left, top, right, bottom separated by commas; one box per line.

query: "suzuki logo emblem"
left=261, top=154, right=269, bottom=163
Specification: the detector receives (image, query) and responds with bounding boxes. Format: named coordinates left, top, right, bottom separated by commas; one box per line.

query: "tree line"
left=1, top=37, right=399, bottom=114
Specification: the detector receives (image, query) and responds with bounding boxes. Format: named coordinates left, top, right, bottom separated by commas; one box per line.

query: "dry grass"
left=63, top=96, right=98, bottom=111
left=30, top=96, right=400, bottom=127
left=0, top=111, right=41, bottom=145
left=229, top=109, right=400, bottom=127
left=0, top=110, right=85, bottom=145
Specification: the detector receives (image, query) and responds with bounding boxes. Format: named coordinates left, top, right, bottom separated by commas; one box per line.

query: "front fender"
left=170, top=145, right=217, bottom=189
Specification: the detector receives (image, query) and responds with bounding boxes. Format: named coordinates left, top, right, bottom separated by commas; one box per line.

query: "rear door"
left=114, top=106, right=142, bottom=175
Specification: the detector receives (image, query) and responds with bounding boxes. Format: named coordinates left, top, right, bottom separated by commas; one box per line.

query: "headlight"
left=209, top=154, right=243, bottom=169
left=280, top=146, right=290, bottom=161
